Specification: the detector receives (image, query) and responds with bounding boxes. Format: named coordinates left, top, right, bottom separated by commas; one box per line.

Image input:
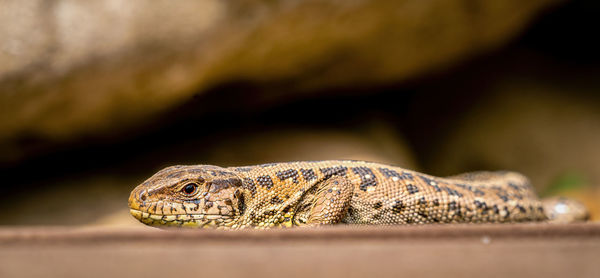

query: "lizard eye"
left=182, top=183, right=199, bottom=195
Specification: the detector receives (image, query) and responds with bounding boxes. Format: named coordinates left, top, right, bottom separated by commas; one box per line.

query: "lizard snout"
left=128, top=186, right=147, bottom=210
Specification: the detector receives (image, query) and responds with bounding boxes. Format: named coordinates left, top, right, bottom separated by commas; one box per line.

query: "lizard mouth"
left=130, top=209, right=234, bottom=228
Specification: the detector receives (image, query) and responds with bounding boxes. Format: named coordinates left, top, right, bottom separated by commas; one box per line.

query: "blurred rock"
left=434, top=81, right=600, bottom=195
left=0, top=0, right=562, bottom=160
left=200, top=125, right=417, bottom=169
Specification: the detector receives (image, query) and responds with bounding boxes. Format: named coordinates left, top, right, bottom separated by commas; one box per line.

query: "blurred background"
left=0, top=0, right=598, bottom=227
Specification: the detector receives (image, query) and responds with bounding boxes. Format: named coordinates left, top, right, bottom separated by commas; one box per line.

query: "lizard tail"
left=541, top=196, right=589, bottom=223
left=447, top=171, right=589, bottom=223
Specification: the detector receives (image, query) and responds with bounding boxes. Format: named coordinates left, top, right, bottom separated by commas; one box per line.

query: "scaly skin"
left=128, top=160, right=553, bottom=229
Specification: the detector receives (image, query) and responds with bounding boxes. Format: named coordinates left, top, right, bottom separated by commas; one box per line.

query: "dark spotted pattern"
left=448, top=201, right=459, bottom=211
left=399, top=172, right=414, bottom=180
left=392, top=200, right=405, bottom=214
left=497, top=193, right=510, bottom=202
left=352, top=167, right=377, bottom=191
left=513, top=194, right=524, bottom=200
left=419, top=175, right=441, bottom=192
left=300, top=168, right=317, bottom=181
left=455, top=183, right=485, bottom=196
left=441, top=185, right=463, bottom=197
left=378, top=168, right=414, bottom=180
left=406, top=184, right=419, bottom=194
left=234, top=167, right=254, bottom=172
left=508, top=182, right=521, bottom=190
left=256, top=175, right=274, bottom=189
left=474, top=200, right=488, bottom=210
left=492, top=205, right=500, bottom=214
left=276, top=169, right=299, bottom=183
left=504, top=207, right=511, bottom=218
left=378, top=167, right=400, bottom=178
left=242, top=178, right=257, bottom=196
left=319, top=166, right=348, bottom=179
left=270, top=196, right=283, bottom=204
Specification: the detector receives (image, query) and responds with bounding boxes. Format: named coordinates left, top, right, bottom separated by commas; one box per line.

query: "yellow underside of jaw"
left=129, top=209, right=234, bottom=228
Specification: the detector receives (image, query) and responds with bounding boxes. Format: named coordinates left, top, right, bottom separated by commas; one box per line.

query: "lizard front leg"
left=295, top=175, right=353, bottom=226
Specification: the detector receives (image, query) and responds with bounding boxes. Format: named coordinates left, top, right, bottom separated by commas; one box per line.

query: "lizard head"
left=128, top=165, right=246, bottom=228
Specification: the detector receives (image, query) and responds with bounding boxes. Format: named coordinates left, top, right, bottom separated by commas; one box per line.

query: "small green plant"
left=542, top=172, right=589, bottom=197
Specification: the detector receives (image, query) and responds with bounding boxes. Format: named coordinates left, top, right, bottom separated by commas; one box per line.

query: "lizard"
left=128, top=160, right=588, bottom=229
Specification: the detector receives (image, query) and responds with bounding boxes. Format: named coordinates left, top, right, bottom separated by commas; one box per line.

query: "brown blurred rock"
left=201, top=125, right=417, bottom=169
left=0, top=0, right=562, bottom=157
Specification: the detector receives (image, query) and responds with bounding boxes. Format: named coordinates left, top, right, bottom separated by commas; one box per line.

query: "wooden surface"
left=1, top=223, right=599, bottom=278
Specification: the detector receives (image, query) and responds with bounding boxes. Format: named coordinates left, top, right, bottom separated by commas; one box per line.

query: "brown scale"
left=128, top=160, right=564, bottom=229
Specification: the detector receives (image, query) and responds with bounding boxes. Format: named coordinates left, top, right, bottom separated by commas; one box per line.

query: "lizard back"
left=228, top=160, right=546, bottom=225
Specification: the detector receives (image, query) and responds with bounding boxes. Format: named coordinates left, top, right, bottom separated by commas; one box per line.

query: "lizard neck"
left=231, top=167, right=321, bottom=228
